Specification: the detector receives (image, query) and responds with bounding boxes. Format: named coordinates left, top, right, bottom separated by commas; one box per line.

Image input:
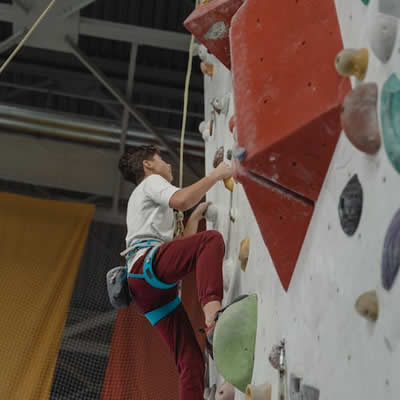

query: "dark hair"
left=118, top=145, right=160, bottom=185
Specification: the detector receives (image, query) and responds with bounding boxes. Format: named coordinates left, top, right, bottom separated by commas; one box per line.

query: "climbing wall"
left=188, top=0, right=400, bottom=398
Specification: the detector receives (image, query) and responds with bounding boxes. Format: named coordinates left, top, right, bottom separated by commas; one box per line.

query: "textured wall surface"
left=200, top=0, right=400, bottom=398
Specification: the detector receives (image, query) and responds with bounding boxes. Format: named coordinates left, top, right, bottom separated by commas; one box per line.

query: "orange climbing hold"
left=184, top=0, right=245, bottom=69
left=230, top=0, right=350, bottom=290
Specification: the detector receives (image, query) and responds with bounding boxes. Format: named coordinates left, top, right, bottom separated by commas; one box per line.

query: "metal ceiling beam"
left=60, top=0, right=97, bottom=19
left=0, top=100, right=203, bottom=144
left=0, top=114, right=205, bottom=157
left=66, top=36, right=201, bottom=179
left=0, top=4, right=17, bottom=21
left=1, top=78, right=53, bottom=101
left=0, top=58, right=204, bottom=102
left=112, top=43, right=137, bottom=213
left=79, top=17, right=191, bottom=51
left=14, top=0, right=30, bottom=15
left=0, top=29, right=26, bottom=54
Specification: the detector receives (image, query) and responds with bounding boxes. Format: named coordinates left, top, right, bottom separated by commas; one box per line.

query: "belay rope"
left=173, top=0, right=199, bottom=239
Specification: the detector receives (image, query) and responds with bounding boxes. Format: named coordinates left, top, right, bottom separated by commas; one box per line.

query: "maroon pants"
left=127, top=230, right=225, bottom=400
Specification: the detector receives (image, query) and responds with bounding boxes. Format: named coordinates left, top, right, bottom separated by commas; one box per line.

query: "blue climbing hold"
left=382, top=209, right=400, bottom=291
left=381, top=73, right=400, bottom=174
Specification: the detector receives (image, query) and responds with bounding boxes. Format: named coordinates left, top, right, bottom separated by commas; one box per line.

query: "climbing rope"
left=0, top=0, right=58, bottom=76
left=174, top=0, right=200, bottom=239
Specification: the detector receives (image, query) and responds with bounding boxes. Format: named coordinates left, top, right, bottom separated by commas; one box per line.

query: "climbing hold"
left=213, top=146, right=225, bottom=168
left=216, top=381, right=235, bottom=400
left=213, top=146, right=235, bottom=192
left=205, top=204, right=218, bottom=224
left=211, top=94, right=230, bottom=115
left=302, top=385, right=320, bottom=400
left=338, top=175, right=363, bottom=236
left=224, top=177, right=235, bottom=192
left=381, top=73, right=400, bottom=174
left=378, top=0, right=400, bottom=19
left=355, top=290, right=379, bottom=321
left=335, top=48, right=369, bottom=81
left=361, top=0, right=370, bottom=5
left=382, top=209, right=400, bottom=290
left=200, top=0, right=214, bottom=6
left=204, top=384, right=217, bottom=400
left=199, top=119, right=214, bottom=142
left=198, top=44, right=210, bottom=62
left=227, top=150, right=233, bottom=161
left=340, top=83, right=381, bottom=154
left=239, top=237, right=250, bottom=271
left=233, top=147, right=248, bottom=162
left=368, top=13, right=398, bottom=63
left=229, top=115, right=236, bottom=133
left=268, top=344, right=281, bottom=370
left=245, top=383, right=272, bottom=400
left=201, top=62, right=214, bottom=77
left=184, top=0, right=244, bottom=69
left=213, top=295, right=258, bottom=393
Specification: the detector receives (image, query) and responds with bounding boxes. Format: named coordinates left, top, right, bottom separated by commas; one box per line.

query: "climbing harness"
left=106, top=239, right=181, bottom=326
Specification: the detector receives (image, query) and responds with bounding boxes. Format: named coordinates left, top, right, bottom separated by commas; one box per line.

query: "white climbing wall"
left=201, top=1, right=400, bottom=398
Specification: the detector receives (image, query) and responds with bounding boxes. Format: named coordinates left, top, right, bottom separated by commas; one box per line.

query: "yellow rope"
left=174, top=0, right=200, bottom=239
left=0, top=0, right=58, bottom=76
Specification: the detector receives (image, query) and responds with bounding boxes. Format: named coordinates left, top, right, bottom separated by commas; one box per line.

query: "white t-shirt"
left=124, top=174, right=180, bottom=269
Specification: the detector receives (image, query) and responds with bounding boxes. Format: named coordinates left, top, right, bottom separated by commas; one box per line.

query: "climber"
left=118, top=144, right=232, bottom=400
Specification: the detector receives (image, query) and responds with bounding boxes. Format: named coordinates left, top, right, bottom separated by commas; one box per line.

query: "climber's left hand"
left=191, top=201, right=212, bottom=221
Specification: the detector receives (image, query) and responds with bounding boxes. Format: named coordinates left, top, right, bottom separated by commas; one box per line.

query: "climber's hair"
left=118, top=144, right=161, bottom=185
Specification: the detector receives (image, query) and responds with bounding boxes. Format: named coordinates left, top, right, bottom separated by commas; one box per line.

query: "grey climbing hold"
left=302, top=385, right=320, bottom=400
left=379, top=0, right=400, bottom=19
left=204, top=21, right=228, bottom=40
left=382, top=209, right=400, bottom=290
left=338, top=175, right=363, bottom=236
left=368, top=13, right=398, bottom=63
left=381, top=73, right=400, bottom=174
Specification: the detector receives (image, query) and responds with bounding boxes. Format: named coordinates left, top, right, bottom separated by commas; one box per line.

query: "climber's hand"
left=191, top=201, right=212, bottom=221
left=212, top=162, right=233, bottom=181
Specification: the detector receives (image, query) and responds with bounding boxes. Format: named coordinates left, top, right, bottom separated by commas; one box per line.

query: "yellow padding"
left=0, top=193, right=94, bottom=400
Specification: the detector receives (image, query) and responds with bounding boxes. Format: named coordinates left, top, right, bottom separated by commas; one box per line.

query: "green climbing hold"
left=213, top=295, right=258, bottom=393
left=361, top=0, right=370, bottom=5
left=381, top=73, right=400, bottom=174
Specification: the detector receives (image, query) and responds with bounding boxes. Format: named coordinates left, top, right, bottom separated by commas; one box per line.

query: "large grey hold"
left=338, top=175, right=363, bottom=236
left=382, top=209, right=400, bottom=290
left=302, top=385, right=320, bottom=400
left=379, top=0, right=400, bottom=18
left=368, top=12, right=398, bottom=63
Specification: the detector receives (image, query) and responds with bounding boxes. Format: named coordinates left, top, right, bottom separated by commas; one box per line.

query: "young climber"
left=118, top=144, right=232, bottom=400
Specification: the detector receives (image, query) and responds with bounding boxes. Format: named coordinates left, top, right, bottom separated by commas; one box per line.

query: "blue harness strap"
left=144, top=296, right=181, bottom=326
left=126, top=239, right=179, bottom=325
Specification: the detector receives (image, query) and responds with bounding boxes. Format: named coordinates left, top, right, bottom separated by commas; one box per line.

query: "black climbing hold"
left=338, top=174, right=363, bottom=236
left=382, top=209, right=400, bottom=291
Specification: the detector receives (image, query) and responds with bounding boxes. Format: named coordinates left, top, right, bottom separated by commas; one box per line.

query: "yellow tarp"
left=0, top=192, right=94, bottom=399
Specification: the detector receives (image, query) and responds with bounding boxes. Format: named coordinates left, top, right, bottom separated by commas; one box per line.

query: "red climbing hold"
left=184, top=0, right=245, bottom=69
left=230, top=0, right=351, bottom=290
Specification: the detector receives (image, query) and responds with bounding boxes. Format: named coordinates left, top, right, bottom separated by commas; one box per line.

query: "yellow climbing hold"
left=239, top=237, right=250, bottom=271
left=335, top=48, right=369, bottom=81
left=246, top=383, right=272, bottom=400
left=355, top=290, right=379, bottom=322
